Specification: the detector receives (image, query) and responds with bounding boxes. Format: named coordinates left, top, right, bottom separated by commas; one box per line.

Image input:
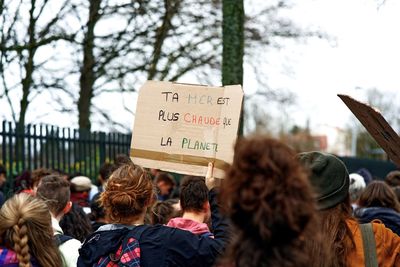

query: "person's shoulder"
left=64, top=237, right=82, bottom=247
left=143, top=224, right=198, bottom=239
left=371, top=220, right=400, bottom=248
left=59, top=236, right=81, bottom=256
left=371, top=220, right=394, bottom=234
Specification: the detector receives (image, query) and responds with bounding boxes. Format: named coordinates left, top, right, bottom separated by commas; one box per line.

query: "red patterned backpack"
left=95, top=226, right=147, bottom=267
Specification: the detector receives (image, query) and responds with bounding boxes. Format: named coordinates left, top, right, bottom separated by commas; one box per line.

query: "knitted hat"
left=70, top=176, right=92, bottom=192
left=298, top=151, right=350, bottom=210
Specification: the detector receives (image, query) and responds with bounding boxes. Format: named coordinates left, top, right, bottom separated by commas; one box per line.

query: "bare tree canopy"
left=0, top=0, right=323, bottom=132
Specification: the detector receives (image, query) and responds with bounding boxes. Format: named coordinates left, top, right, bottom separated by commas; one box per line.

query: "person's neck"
left=51, top=212, right=63, bottom=222
left=182, top=211, right=205, bottom=224
left=121, top=213, right=146, bottom=226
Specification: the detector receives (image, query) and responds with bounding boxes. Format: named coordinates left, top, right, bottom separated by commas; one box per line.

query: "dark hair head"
left=114, top=154, right=132, bottom=168
left=151, top=201, right=176, bottom=225
left=31, top=168, right=53, bottom=188
left=358, top=181, right=400, bottom=212
left=155, top=172, right=176, bottom=187
left=60, top=202, right=92, bottom=242
left=180, top=176, right=208, bottom=213
left=100, top=163, right=154, bottom=224
left=385, top=170, right=400, bottom=187
left=99, top=163, right=116, bottom=181
left=220, top=136, right=322, bottom=267
left=13, top=171, right=33, bottom=194
left=90, top=193, right=105, bottom=221
left=36, top=175, right=71, bottom=216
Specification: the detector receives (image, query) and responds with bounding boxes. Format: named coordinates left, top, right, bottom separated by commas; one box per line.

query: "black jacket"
left=78, top=188, right=229, bottom=267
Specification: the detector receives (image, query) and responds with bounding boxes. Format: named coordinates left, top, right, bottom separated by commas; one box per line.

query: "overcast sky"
left=263, top=0, right=400, bottom=133
left=2, top=0, right=399, bottom=150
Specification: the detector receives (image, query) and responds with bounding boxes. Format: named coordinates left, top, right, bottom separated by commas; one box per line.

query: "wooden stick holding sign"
left=130, top=81, right=243, bottom=178
left=338, top=94, right=400, bottom=167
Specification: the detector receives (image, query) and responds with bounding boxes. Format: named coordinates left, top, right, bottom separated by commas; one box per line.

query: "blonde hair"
left=100, top=163, right=155, bottom=224
left=0, top=193, right=63, bottom=267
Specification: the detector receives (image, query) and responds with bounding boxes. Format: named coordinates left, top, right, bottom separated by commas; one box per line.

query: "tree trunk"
left=147, top=0, right=180, bottom=80
left=18, top=0, right=37, bottom=128
left=78, top=0, right=101, bottom=130
left=222, top=0, right=244, bottom=135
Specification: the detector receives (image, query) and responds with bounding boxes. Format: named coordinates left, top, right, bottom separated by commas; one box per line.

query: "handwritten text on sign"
left=130, top=81, right=243, bottom=178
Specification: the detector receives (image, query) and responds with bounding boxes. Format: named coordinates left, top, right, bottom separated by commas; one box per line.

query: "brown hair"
left=99, top=163, right=116, bottom=182
left=100, top=163, right=154, bottom=224
left=312, top=196, right=355, bottom=267
left=385, top=170, right=400, bottom=187
left=151, top=201, right=176, bottom=224
left=220, top=136, right=327, bottom=267
left=358, top=181, right=400, bottom=212
left=180, top=176, right=208, bottom=213
left=155, top=172, right=176, bottom=187
left=36, top=175, right=71, bottom=216
left=31, top=168, right=53, bottom=188
left=0, top=193, right=63, bottom=267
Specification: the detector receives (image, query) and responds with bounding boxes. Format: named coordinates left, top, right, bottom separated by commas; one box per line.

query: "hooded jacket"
left=354, top=207, right=400, bottom=236
left=78, top=188, right=229, bottom=267
left=167, top=218, right=213, bottom=237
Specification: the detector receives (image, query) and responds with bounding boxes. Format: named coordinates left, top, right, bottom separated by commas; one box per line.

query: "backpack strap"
left=359, top=223, right=378, bottom=267
left=54, top=234, right=74, bottom=246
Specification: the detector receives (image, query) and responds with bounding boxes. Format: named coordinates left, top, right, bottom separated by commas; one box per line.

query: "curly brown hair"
left=100, top=163, right=155, bottom=224
left=220, top=136, right=327, bottom=267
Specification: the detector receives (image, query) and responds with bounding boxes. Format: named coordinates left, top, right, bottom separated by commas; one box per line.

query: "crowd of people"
left=0, top=136, right=400, bottom=266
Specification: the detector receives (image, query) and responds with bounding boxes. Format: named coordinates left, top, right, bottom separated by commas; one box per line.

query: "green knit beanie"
left=298, top=151, right=350, bottom=210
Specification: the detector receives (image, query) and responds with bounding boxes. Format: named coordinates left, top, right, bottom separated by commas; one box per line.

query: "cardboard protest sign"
left=130, top=81, right=244, bottom=178
left=338, top=94, right=400, bottom=167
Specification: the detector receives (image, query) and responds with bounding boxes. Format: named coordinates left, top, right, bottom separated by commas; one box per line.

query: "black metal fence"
left=0, top=121, right=131, bottom=180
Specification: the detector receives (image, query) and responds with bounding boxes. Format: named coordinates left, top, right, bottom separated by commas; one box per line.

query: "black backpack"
left=54, top=234, right=74, bottom=246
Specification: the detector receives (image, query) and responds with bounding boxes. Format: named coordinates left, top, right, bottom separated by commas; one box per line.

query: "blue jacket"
left=354, top=207, right=400, bottom=236
left=78, top=188, right=229, bottom=267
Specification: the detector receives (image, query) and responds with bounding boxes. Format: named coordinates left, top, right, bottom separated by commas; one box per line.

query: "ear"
left=203, top=201, right=210, bottom=212
left=62, top=201, right=72, bottom=214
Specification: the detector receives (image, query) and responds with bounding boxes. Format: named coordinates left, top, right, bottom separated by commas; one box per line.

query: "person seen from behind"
left=31, top=168, right=53, bottom=192
left=155, top=172, right=176, bottom=201
left=299, top=151, right=400, bottom=267
left=167, top=175, right=213, bottom=237
left=70, top=175, right=93, bottom=211
left=151, top=201, right=177, bottom=225
left=354, top=181, right=400, bottom=236
left=219, top=136, right=328, bottom=267
left=36, top=175, right=81, bottom=267
left=349, top=173, right=366, bottom=210
left=13, top=171, right=34, bottom=195
left=78, top=162, right=229, bottom=267
left=0, top=193, right=63, bottom=266
left=89, top=193, right=107, bottom=231
left=60, top=202, right=93, bottom=242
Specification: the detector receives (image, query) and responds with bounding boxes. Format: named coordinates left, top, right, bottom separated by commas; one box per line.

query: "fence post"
left=99, top=132, right=106, bottom=164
